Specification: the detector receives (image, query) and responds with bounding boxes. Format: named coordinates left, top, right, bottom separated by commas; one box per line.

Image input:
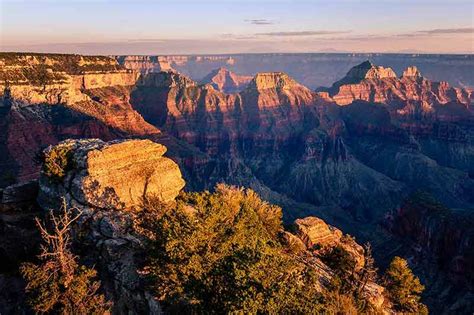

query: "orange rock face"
left=0, top=54, right=160, bottom=183
left=201, top=67, right=252, bottom=93
left=327, top=61, right=473, bottom=122
left=294, top=216, right=365, bottom=270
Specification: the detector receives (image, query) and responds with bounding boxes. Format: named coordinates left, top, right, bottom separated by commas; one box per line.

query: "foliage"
left=404, top=190, right=449, bottom=214
left=42, top=145, right=73, bottom=182
left=20, top=201, right=110, bottom=314
left=140, top=184, right=325, bottom=314
left=384, top=256, right=428, bottom=314
left=319, top=245, right=357, bottom=294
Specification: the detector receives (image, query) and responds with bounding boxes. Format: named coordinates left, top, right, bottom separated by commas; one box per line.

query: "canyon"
left=1, top=52, right=473, bottom=313
left=114, top=53, right=474, bottom=90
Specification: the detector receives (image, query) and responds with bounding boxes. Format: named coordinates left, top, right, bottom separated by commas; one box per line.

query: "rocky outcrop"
left=402, top=66, right=422, bottom=78
left=38, top=139, right=185, bottom=211
left=284, top=216, right=386, bottom=309
left=294, top=216, right=365, bottom=269
left=336, top=61, right=397, bottom=83
left=201, top=67, right=252, bottom=93
left=35, top=139, right=185, bottom=314
left=114, top=55, right=174, bottom=73
left=0, top=53, right=160, bottom=184
left=325, top=61, right=473, bottom=121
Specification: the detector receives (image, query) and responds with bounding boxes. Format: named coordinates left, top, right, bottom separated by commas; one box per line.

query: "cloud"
left=417, top=27, right=474, bottom=35
left=255, top=30, right=351, bottom=37
left=395, top=27, right=474, bottom=38
left=126, top=39, right=166, bottom=43
left=245, top=19, right=274, bottom=25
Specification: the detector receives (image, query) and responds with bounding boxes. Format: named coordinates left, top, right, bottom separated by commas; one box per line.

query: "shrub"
left=20, top=202, right=110, bottom=314
left=43, top=145, right=73, bottom=181
left=384, top=256, right=427, bottom=314
left=139, top=184, right=325, bottom=313
left=319, top=245, right=357, bottom=293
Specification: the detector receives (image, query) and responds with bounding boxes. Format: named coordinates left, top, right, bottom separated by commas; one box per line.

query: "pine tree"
left=20, top=201, right=110, bottom=314
left=384, top=256, right=428, bottom=314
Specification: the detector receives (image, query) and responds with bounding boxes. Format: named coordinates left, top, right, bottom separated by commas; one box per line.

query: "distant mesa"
left=247, top=72, right=299, bottom=91
left=201, top=67, right=252, bottom=93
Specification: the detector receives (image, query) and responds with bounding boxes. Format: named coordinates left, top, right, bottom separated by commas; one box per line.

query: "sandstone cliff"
left=38, top=139, right=185, bottom=211
left=384, top=192, right=474, bottom=313
left=0, top=53, right=159, bottom=183
left=114, top=55, right=174, bottom=73
left=325, top=61, right=473, bottom=123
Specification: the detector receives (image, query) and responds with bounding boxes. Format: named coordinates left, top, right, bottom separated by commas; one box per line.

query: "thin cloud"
left=395, top=27, right=474, bottom=38
left=126, top=39, right=166, bottom=43
left=245, top=19, right=275, bottom=25
left=256, top=30, right=351, bottom=37
left=418, top=27, right=474, bottom=35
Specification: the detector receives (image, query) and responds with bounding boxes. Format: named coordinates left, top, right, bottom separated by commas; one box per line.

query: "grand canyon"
left=1, top=1, right=473, bottom=313
left=0, top=51, right=472, bottom=314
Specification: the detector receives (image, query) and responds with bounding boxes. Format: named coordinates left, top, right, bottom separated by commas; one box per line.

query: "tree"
left=384, top=256, right=428, bottom=314
left=358, top=242, right=378, bottom=295
left=140, top=185, right=324, bottom=313
left=319, top=245, right=357, bottom=294
left=20, top=201, right=110, bottom=314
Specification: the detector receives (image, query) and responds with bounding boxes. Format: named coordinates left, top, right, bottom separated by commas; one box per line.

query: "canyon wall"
left=0, top=53, right=159, bottom=183
left=116, top=53, right=474, bottom=89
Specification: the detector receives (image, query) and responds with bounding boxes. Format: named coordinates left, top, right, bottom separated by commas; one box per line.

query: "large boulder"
left=294, top=216, right=365, bottom=270
left=38, top=139, right=185, bottom=211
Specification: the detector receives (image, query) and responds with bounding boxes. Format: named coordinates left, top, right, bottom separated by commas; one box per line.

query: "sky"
left=0, top=0, right=473, bottom=54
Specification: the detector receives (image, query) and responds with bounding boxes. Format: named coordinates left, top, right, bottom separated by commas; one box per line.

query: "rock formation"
left=114, top=55, right=174, bottom=73
left=402, top=66, right=422, bottom=78
left=294, top=216, right=365, bottom=270
left=35, top=139, right=184, bottom=314
left=1, top=53, right=473, bottom=313
left=0, top=53, right=160, bottom=183
left=200, top=67, right=252, bottom=93
left=38, top=139, right=185, bottom=211
left=325, top=61, right=473, bottom=121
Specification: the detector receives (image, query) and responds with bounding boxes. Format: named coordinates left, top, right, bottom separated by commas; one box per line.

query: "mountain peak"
left=201, top=67, right=252, bottom=93
left=346, top=61, right=397, bottom=81
left=402, top=66, right=422, bottom=78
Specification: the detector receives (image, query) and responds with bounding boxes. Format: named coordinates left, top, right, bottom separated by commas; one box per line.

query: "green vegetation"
left=138, top=185, right=385, bottom=314
left=320, top=245, right=357, bottom=293
left=384, top=256, right=428, bottom=314
left=139, top=185, right=322, bottom=313
left=404, top=190, right=449, bottom=217
left=20, top=204, right=110, bottom=314
left=42, top=144, right=74, bottom=182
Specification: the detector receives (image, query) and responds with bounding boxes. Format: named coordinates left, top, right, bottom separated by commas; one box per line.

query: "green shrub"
left=139, top=184, right=325, bottom=313
left=384, top=256, right=428, bottom=314
left=43, top=145, right=73, bottom=181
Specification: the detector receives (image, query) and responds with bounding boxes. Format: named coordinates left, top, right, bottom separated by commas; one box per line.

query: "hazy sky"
left=1, top=0, right=473, bottom=54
